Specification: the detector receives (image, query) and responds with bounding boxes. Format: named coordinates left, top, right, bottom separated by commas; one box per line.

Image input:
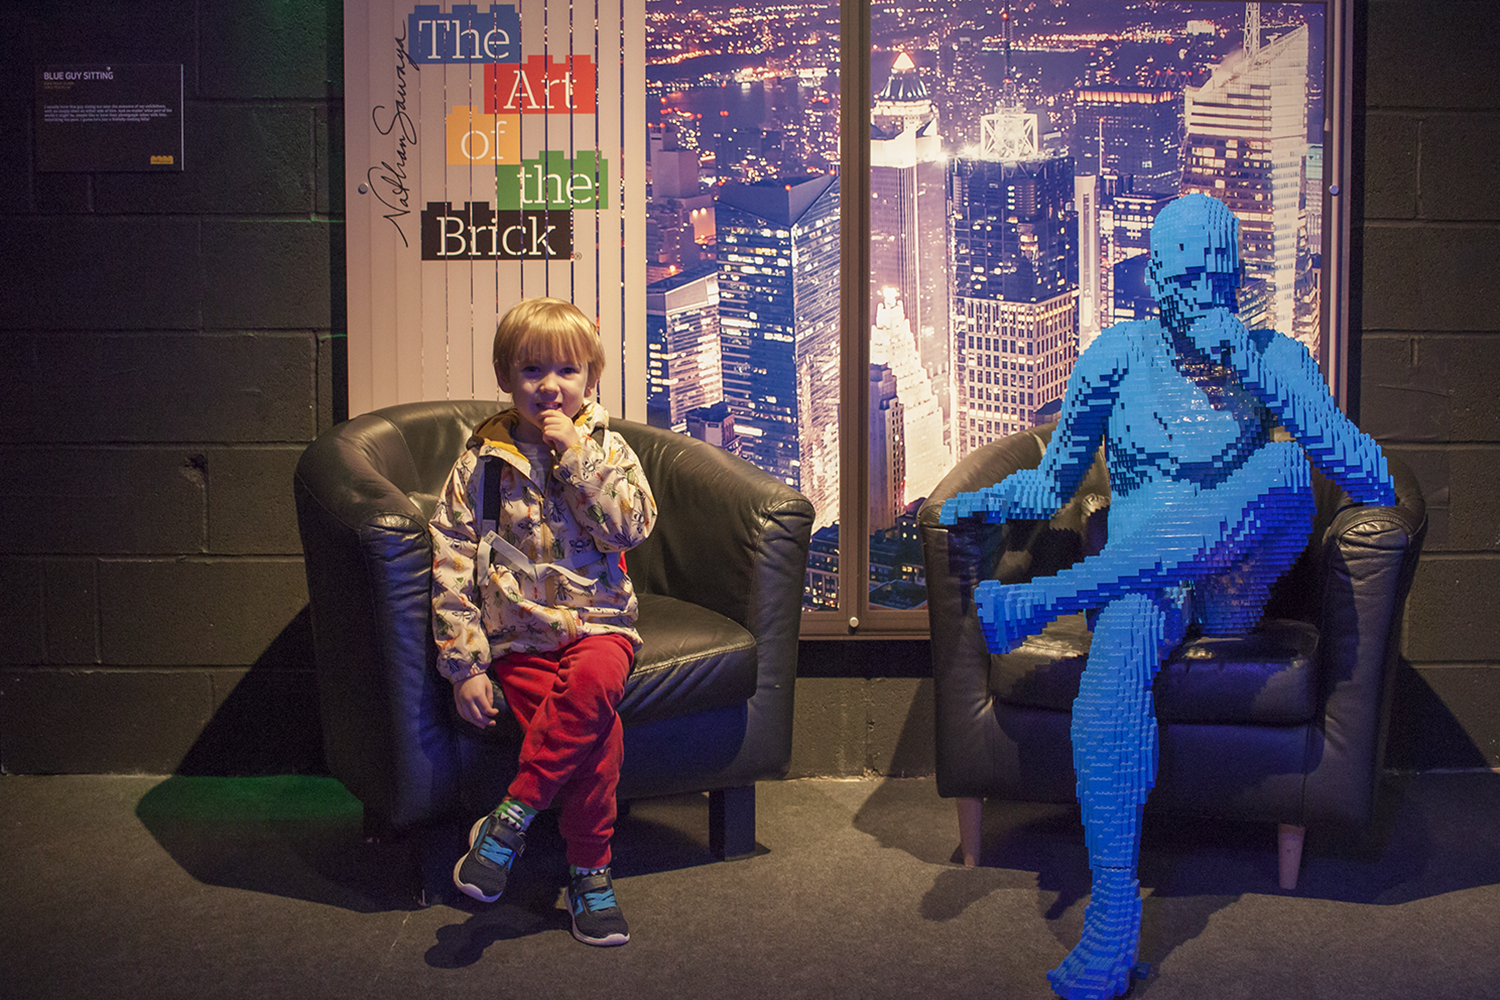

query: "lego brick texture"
left=0, top=0, right=1498, bottom=773
left=942, top=190, right=1391, bottom=997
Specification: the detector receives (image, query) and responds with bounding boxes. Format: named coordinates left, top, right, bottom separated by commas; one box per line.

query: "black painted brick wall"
left=1360, top=1, right=1500, bottom=769
left=1, top=1, right=1497, bottom=776
left=0, top=1, right=343, bottom=774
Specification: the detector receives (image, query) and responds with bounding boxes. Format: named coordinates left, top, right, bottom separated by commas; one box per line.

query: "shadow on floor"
left=135, top=774, right=411, bottom=912
left=420, top=788, right=767, bottom=961
left=851, top=693, right=1500, bottom=985
left=136, top=775, right=738, bottom=924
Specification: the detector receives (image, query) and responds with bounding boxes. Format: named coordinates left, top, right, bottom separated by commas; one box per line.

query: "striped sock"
left=570, top=864, right=608, bottom=878
left=493, top=797, right=537, bottom=832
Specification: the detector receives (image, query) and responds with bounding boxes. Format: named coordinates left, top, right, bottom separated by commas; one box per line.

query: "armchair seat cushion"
left=621, top=594, right=758, bottom=726
left=992, top=613, right=1320, bottom=726
left=491, top=593, right=758, bottom=730
left=1156, top=620, right=1319, bottom=725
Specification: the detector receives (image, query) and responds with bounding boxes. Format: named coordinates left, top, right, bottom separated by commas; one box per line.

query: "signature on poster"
left=368, top=28, right=418, bottom=247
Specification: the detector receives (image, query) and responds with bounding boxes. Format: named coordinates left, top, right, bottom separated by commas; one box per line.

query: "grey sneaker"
left=566, top=866, right=630, bottom=946
left=453, top=814, right=525, bottom=903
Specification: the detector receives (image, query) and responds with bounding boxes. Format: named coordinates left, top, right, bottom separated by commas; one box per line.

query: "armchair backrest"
left=296, top=400, right=815, bottom=648
left=616, top=420, right=814, bottom=634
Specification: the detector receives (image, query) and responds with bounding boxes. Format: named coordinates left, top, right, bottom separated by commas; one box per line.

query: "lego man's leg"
left=974, top=442, right=1310, bottom=654
left=1048, top=592, right=1179, bottom=1000
left=973, top=518, right=1215, bottom=654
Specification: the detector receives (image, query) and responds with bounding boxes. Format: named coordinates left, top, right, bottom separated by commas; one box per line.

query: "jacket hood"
left=469, top=399, right=609, bottom=454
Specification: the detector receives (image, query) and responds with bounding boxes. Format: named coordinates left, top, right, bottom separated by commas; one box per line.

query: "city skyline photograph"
left=644, top=1, right=1333, bottom=611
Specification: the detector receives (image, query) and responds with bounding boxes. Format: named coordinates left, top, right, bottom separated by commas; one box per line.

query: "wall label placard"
left=36, top=64, right=184, bottom=172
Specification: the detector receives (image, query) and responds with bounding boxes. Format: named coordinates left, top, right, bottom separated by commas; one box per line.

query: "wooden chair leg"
left=957, top=797, right=983, bottom=868
left=1278, top=822, right=1305, bottom=891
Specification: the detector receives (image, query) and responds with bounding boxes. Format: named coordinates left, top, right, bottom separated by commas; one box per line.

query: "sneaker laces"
left=478, top=828, right=518, bottom=868
left=576, top=885, right=618, bottom=911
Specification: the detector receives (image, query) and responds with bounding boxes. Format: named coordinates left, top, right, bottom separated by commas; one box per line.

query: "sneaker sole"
left=566, top=887, right=630, bottom=947
left=452, top=816, right=504, bottom=903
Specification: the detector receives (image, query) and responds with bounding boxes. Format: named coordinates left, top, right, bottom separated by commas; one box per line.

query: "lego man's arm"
left=941, top=329, right=1127, bottom=525
left=1185, top=308, right=1396, bottom=505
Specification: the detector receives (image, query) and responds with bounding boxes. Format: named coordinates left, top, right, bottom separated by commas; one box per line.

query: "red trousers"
left=494, top=633, right=633, bottom=869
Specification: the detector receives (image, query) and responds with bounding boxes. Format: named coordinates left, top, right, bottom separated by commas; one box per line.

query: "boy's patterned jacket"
left=429, top=401, right=657, bottom=684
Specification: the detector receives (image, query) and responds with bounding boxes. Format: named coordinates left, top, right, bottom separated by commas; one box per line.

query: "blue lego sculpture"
left=940, top=193, right=1395, bottom=1000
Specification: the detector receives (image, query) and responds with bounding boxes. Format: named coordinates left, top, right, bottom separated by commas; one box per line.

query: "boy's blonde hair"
left=492, top=297, right=606, bottom=388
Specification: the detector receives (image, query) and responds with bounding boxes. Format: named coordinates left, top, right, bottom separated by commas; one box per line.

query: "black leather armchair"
left=294, top=400, right=814, bottom=872
left=918, top=424, right=1425, bottom=889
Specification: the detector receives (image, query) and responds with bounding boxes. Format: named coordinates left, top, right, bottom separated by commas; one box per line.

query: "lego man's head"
left=1147, top=193, right=1242, bottom=333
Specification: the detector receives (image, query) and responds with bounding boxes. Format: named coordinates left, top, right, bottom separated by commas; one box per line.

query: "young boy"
left=429, top=297, right=657, bottom=946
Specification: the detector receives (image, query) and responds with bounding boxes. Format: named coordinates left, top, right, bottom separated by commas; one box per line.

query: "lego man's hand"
left=1184, top=307, right=1245, bottom=364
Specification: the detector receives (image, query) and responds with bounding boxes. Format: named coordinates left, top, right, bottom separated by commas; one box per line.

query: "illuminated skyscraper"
left=1183, top=20, right=1309, bottom=339
left=869, top=290, right=949, bottom=520
left=950, top=101, right=1079, bottom=458
left=1072, top=85, right=1183, bottom=196
left=1294, top=143, right=1324, bottom=355
left=1112, top=252, right=1157, bottom=324
left=1105, top=190, right=1172, bottom=325
left=647, top=125, right=713, bottom=283
left=870, top=52, right=950, bottom=397
left=868, top=363, right=903, bottom=530
left=685, top=399, right=740, bottom=457
left=1075, top=173, right=1103, bottom=352
left=646, top=263, right=722, bottom=431
left=1110, top=190, right=1173, bottom=261
left=872, top=51, right=935, bottom=137
left=1303, top=142, right=1324, bottom=251
left=715, top=173, right=841, bottom=530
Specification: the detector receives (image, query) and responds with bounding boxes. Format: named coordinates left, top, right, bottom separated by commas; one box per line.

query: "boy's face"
left=496, top=355, right=591, bottom=442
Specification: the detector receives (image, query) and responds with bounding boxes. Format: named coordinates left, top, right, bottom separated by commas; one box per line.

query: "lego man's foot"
left=1046, top=870, right=1142, bottom=1000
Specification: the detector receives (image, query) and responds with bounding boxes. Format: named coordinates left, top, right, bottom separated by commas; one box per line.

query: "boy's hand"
left=454, top=672, right=499, bottom=728
left=539, top=407, right=582, bottom=454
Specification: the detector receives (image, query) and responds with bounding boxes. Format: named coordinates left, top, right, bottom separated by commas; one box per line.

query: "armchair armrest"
left=619, top=421, right=813, bottom=624
left=919, top=423, right=1112, bottom=799
left=918, top=428, right=1049, bottom=798
left=293, top=402, right=492, bottom=831
left=1305, top=449, right=1427, bottom=829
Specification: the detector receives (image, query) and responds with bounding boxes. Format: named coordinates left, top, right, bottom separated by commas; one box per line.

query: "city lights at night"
left=644, top=2, right=1328, bottom=611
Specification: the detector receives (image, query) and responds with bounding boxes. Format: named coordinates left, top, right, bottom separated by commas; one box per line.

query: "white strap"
left=478, top=530, right=612, bottom=590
